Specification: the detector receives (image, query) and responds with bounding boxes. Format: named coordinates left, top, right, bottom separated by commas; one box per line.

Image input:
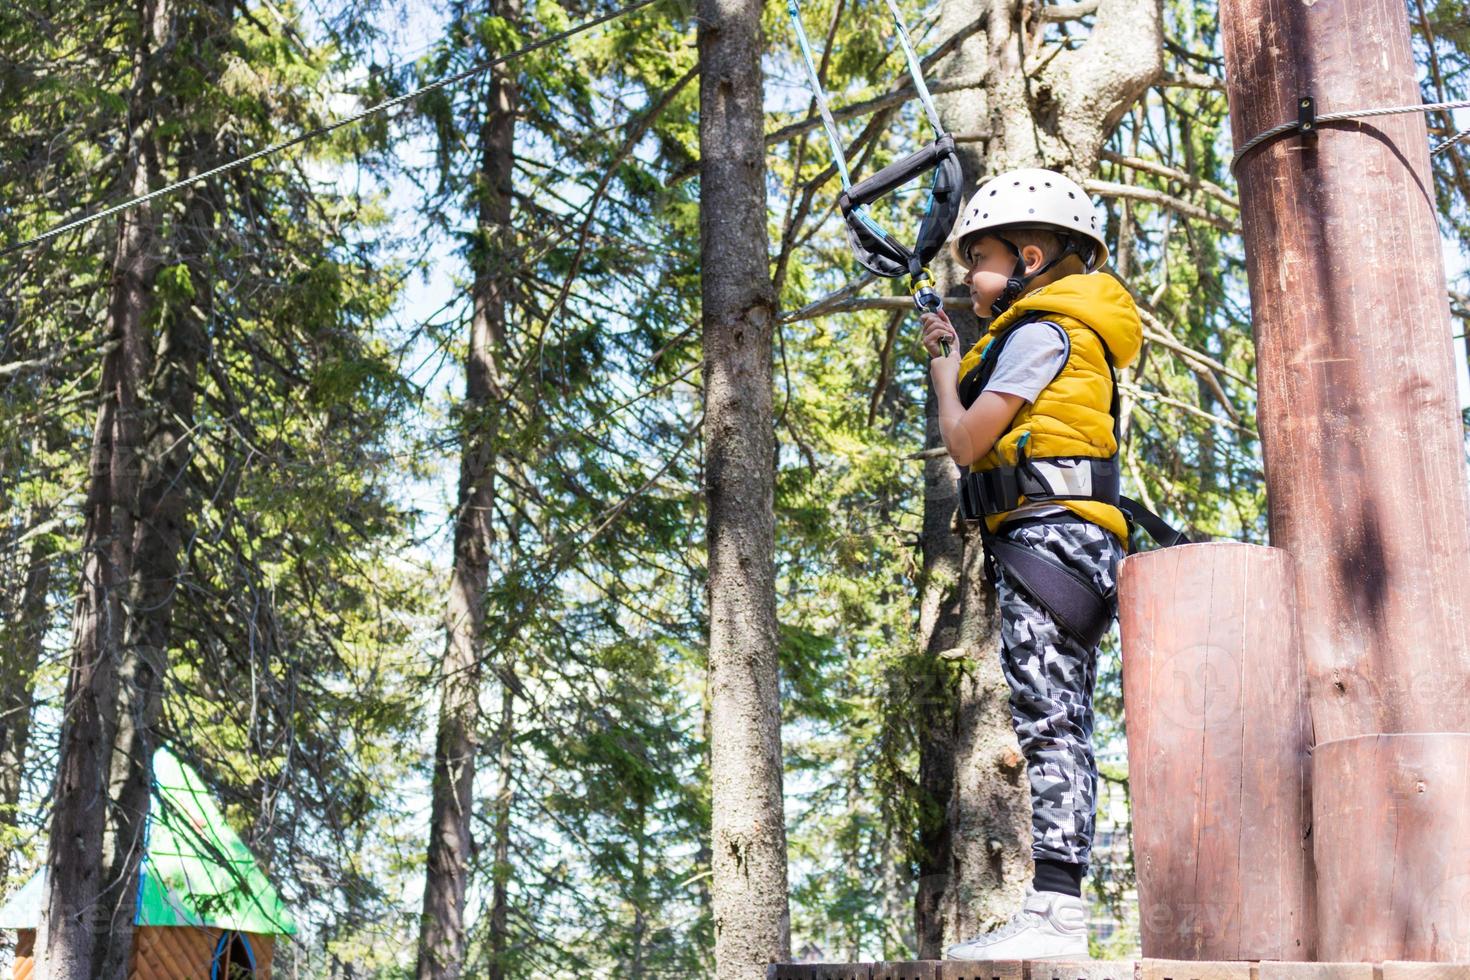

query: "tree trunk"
left=844, top=766, right=861, bottom=962
left=42, top=3, right=225, bottom=972
left=629, top=795, right=648, bottom=979
left=486, top=682, right=514, bottom=980
left=912, top=10, right=989, bottom=945
left=98, top=129, right=216, bottom=980
left=416, top=2, right=519, bottom=973
left=0, top=342, right=66, bottom=889
left=928, top=0, right=1162, bottom=946
left=0, top=340, right=61, bottom=856
left=911, top=423, right=963, bottom=956
left=699, top=0, right=791, bottom=972
left=38, top=0, right=168, bottom=969
left=0, top=528, right=50, bottom=866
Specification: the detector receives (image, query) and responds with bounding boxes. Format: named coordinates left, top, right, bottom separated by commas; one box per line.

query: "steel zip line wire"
left=0, top=0, right=668, bottom=257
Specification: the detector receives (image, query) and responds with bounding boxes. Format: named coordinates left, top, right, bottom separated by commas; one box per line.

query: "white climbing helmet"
left=948, top=168, right=1109, bottom=272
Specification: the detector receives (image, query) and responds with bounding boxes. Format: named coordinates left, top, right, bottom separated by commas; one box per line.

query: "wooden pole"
left=1219, top=0, right=1470, bottom=961
left=1118, top=543, right=1315, bottom=960
left=1218, top=0, right=1470, bottom=744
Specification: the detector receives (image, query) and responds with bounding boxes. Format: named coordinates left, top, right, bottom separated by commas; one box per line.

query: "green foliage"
left=2, top=0, right=1467, bottom=973
left=1, top=0, right=428, bottom=970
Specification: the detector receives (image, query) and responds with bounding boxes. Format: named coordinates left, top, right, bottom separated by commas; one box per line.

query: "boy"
left=918, top=168, right=1142, bottom=960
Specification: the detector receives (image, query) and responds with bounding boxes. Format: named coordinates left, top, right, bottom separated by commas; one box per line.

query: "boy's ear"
left=1021, top=243, right=1047, bottom=275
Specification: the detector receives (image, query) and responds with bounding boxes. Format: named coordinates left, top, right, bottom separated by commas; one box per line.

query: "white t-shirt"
left=983, top=320, right=1069, bottom=403
left=981, top=321, right=1071, bottom=524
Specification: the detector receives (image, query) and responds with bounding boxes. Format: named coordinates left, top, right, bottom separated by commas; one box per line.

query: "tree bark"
left=98, top=128, right=215, bottom=980
left=486, top=682, right=514, bottom=980
left=0, top=528, right=50, bottom=865
left=699, top=0, right=791, bottom=972
left=927, top=0, right=1162, bottom=946
left=38, top=0, right=168, bottom=970
left=628, top=794, right=648, bottom=979
left=0, top=329, right=62, bottom=851
left=912, top=381, right=966, bottom=958
left=42, top=4, right=227, bottom=973
left=912, top=9, right=990, bottom=948
left=416, top=2, right=519, bottom=973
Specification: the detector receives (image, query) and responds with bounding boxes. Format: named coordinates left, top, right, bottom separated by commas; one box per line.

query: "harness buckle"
left=957, top=467, right=1024, bottom=521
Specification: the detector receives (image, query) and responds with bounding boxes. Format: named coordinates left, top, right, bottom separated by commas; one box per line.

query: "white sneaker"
left=945, top=883, right=1090, bottom=961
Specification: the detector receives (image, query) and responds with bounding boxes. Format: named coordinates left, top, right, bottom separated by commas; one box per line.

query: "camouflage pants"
left=991, top=517, right=1125, bottom=876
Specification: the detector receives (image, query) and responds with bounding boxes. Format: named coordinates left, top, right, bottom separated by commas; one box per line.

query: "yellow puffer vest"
left=956, top=272, right=1143, bottom=549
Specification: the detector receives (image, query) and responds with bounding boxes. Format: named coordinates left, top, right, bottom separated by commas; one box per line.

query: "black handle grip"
left=839, top=134, right=956, bottom=212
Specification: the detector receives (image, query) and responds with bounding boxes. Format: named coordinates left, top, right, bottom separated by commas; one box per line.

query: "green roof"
left=0, top=747, right=295, bottom=934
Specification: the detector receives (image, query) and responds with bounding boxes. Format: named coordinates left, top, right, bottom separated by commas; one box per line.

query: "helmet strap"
left=989, top=235, right=1082, bottom=318
left=990, top=238, right=1029, bottom=318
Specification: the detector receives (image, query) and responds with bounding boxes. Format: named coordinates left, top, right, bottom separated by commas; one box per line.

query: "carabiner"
left=910, top=268, right=949, bottom=356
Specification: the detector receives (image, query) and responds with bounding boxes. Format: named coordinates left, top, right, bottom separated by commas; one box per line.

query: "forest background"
left=1, top=0, right=1468, bottom=975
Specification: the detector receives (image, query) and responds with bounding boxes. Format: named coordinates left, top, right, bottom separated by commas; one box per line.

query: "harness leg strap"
left=983, top=533, right=1116, bottom=650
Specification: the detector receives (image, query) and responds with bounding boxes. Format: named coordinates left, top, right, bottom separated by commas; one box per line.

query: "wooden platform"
left=766, top=960, right=1470, bottom=980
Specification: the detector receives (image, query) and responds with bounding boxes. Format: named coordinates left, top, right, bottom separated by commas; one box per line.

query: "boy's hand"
left=920, top=309, right=959, bottom=363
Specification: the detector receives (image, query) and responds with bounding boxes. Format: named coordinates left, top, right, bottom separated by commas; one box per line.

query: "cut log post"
left=1117, top=543, right=1314, bottom=960
left=1255, top=966, right=1375, bottom=980
left=937, top=961, right=1025, bottom=980
left=1218, top=0, right=1470, bottom=746
left=1312, top=733, right=1470, bottom=961
left=873, top=964, right=938, bottom=980
left=1380, top=965, right=1470, bottom=980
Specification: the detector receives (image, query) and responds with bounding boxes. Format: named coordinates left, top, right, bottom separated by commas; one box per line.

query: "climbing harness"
left=956, top=312, right=1189, bottom=548
left=955, top=311, right=1190, bottom=646
left=1231, top=96, right=1470, bottom=174
left=786, top=0, right=964, bottom=353
left=983, top=517, right=1118, bottom=651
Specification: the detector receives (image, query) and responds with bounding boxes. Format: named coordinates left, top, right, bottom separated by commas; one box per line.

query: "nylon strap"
left=1119, top=495, right=1190, bottom=548
left=878, top=0, right=945, bottom=137
left=786, top=0, right=855, bottom=191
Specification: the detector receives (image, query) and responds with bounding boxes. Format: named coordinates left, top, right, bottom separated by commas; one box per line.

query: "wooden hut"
left=1, top=747, right=295, bottom=979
